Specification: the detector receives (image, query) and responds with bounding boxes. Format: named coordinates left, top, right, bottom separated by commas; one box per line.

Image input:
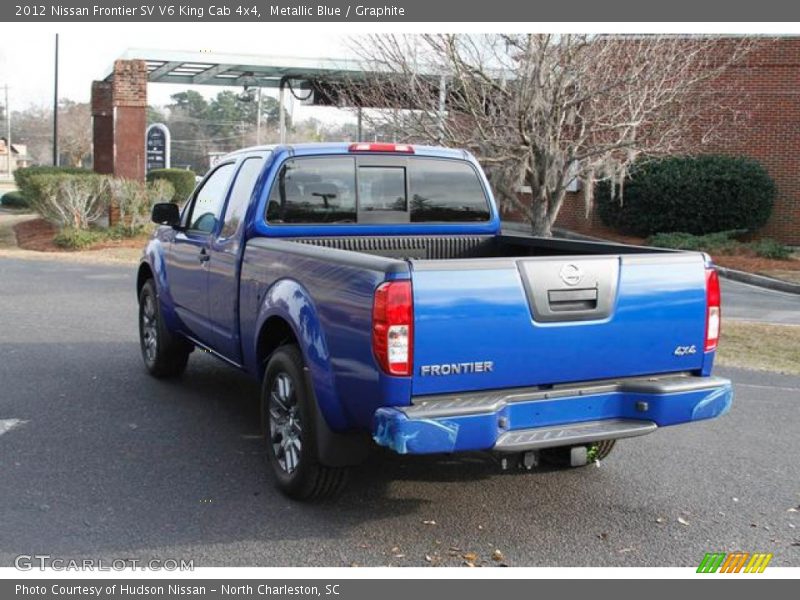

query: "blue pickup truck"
left=137, top=142, right=732, bottom=499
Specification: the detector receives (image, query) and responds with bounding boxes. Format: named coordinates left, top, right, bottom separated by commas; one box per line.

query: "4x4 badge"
left=674, top=345, right=698, bottom=356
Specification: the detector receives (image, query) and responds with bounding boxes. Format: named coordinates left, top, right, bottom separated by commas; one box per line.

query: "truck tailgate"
left=410, top=253, right=709, bottom=396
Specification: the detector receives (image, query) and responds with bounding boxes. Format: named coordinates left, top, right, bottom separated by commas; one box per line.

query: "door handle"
left=199, top=248, right=210, bottom=263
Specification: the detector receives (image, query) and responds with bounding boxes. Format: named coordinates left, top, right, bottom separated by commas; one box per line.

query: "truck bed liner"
left=293, top=234, right=672, bottom=261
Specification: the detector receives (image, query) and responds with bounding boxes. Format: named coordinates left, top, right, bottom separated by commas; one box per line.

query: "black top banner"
left=4, top=0, right=800, bottom=22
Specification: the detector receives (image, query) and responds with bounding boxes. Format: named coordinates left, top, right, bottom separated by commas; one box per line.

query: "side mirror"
left=151, top=203, right=181, bottom=228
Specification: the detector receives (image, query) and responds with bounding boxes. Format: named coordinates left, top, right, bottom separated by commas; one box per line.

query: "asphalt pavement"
left=0, top=256, right=798, bottom=567
left=721, top=278, right=800, bottom=325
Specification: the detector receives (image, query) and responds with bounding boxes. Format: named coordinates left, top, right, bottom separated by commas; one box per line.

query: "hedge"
left=13, top=166, right=94, bottom=205
left=1, top=190, right=28, bottom=208
left=597, top=155, right=776, bottom=236
left=146, top=168, right=197, bottom=204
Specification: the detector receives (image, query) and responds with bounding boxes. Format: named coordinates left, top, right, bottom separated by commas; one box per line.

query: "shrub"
left=26, top=173, right=109, bottom=229
left=752, top=238, right=792, bottom=260
left=597, top=155, right=776, bottom=236
left=146, top=168, right=197, bottom=204
left=13, top=165, right=93, bottom=205
left=1, top=190, right=28, bottom=208
left=53, top=227, right=103, bottom=250
left=648, top=230, right=793, bottom=261
left=647, top=230, right=744, bottom=254
left=108, top=178, right=174, bottom=237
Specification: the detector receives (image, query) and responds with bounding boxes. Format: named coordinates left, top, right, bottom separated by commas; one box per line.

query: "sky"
left=0, top=23, right=360, bottom=124
left=3, top=22, right=786, bottom=124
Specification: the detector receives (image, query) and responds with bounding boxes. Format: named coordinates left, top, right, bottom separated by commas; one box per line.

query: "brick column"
left=91, top=81, right=114, bottom=175
left=91, top=59, right=148, bottom=225
left=110, top=59, right=147, bottom=181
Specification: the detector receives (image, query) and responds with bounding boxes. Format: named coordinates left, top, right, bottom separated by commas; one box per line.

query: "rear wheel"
left=586, top=439, right=616, bottom=462
left=138, top=279, right=191, bottom=378
left=262, top=345, right=348, bottom=500
left=541, top=439, right=617, bottom=467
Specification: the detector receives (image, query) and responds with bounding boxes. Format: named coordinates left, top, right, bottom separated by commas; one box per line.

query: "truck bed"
left=289, top=233, right=673, bottom=261
left=242, top=232, right=710, bottom=413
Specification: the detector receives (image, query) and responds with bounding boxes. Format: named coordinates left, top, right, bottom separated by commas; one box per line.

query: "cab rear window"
left=266, top=156, right=490, bottom=224
left=408, top=159, right=491, bottom=222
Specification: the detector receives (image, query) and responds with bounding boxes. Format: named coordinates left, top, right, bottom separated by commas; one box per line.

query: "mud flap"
left=302, top=368, right=372, bottom=467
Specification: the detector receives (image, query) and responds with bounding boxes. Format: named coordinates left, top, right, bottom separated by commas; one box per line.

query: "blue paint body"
left=139, top=142, right=732, bottom=458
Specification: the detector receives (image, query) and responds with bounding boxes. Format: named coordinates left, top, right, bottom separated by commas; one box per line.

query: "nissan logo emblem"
left=559, top=263, right=583, bottom=286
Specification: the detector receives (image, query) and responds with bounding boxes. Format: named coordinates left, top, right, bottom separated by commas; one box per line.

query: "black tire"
left=262, top=345, right=348, bottom=500
left=541, top=439, right=617, bottom=468
left=138, top=279, right=191, bottom=378
left=587, top=439, right=616, bottom=462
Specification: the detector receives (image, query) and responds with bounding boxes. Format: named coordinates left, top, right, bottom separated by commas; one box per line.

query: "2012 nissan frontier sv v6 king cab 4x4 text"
left=137, top=142, right=732, bottom=500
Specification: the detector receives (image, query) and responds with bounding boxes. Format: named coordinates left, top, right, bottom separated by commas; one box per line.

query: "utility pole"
left=256, top=86, right=262, bottom=145
left=279, top=79, right=286, bottom=144
left=53, top=33, right=59, bottom=166
left=4, top=84, right=10, bottom=179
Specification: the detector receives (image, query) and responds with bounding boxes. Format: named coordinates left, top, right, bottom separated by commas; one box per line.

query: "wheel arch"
left=254, top=281, right=370, bottom=467
left=136, top=262, right=154, bottom=296
left=256, top=315, right=298, bottom=379
left=252, top=279, right=339, bottom=422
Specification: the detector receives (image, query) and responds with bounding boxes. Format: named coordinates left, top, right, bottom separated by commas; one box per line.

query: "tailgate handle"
left=547, top=288, right=598, bottom=312
left=517, top=257, right=619, bottom=323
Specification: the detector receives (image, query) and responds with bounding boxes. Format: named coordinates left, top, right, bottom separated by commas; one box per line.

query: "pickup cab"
left=137, top=142, right=732, bottom=499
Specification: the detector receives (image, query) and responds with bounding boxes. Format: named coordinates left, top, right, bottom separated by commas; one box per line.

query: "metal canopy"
left=110, top=48, right=371, bottom=90
left=107, top=48, right=445, bottom=144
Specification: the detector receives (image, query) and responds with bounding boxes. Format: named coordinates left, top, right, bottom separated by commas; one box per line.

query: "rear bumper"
left=371, top=374, right=733, bottom=455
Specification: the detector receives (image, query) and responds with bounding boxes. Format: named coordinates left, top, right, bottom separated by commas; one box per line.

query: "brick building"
left=0, top=138, right=31, bottom=179
left=538, top=38, right=800, bottom=246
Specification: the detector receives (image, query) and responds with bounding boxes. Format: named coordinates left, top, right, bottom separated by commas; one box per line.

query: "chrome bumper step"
left=405, top=374, right=729, bottom=420
left=493, top=418, right=657, bottom=452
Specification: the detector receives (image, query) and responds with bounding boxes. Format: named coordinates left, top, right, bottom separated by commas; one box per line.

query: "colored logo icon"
left=697, top=552, right=773, bottom=573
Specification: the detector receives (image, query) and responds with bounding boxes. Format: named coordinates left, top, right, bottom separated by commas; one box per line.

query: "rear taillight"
left=705, top=268, right=721, bottom=352
left=372, top=280, right=413, bottom=376
left=348, top=142, right=415, bottom=153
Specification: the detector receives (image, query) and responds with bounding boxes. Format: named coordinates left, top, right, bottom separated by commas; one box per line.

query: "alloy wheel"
left=268, top=372, right=303, bottom=474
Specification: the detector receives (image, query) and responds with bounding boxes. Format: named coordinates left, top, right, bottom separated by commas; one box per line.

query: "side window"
left=266, top=157, right=356, bottom=224
left=187, top=163, right=236, bottom=233
left=220, top=157, right=264, bottom=239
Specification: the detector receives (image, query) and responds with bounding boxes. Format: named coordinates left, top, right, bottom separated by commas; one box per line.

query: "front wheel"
left=138, top=279, right=191, bottom=378
left=262, top=345, right=348, bottom=500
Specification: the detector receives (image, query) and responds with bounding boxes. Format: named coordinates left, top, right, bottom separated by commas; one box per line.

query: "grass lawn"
left=716, top=320, right=800, bottom=376
left=760, top=269, right=800, bottom=285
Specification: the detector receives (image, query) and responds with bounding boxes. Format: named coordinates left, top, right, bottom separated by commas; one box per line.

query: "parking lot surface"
left=0, top=257, right=798, bottom=567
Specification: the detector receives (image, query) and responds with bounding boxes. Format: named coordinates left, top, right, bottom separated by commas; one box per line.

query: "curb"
left=715, top=266, right=800, bottom=295
left=501, top=222, right=800, bottom=296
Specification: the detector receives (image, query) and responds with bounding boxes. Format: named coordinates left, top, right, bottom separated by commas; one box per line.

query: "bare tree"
left=11, top=104, right=52, bottom=164
left=58, top=101, right=92, bottom=168
left=339, top=34, right=755, bottom=236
